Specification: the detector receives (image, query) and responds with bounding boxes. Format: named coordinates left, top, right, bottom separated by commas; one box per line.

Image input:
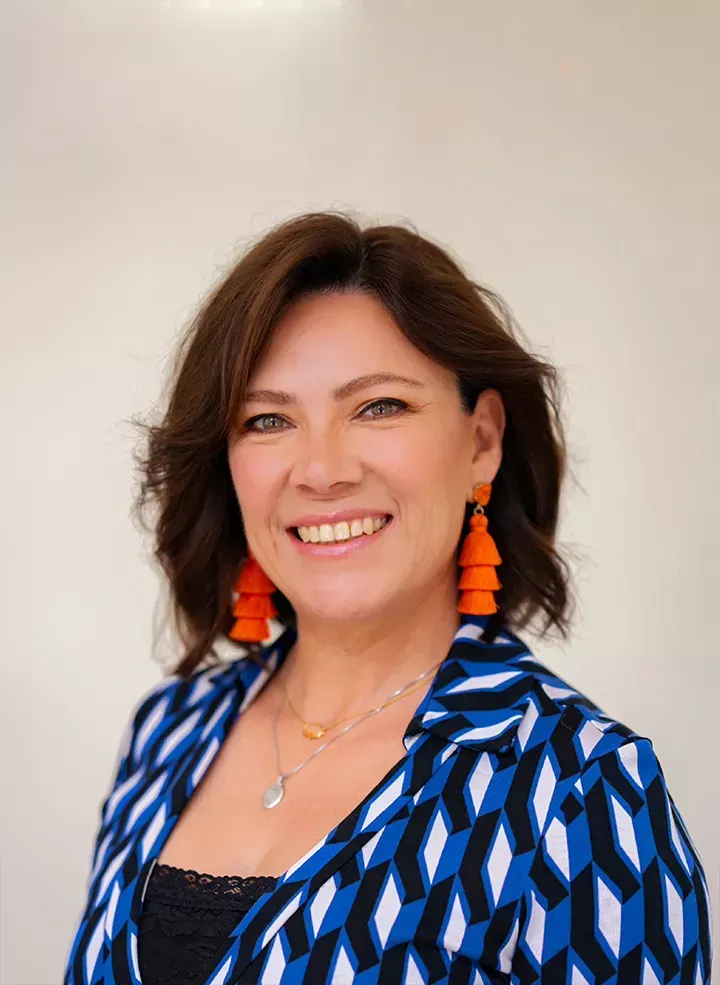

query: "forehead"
left=255, top=291, right=442, bottom=384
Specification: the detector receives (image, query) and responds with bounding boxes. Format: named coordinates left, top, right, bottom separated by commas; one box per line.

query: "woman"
left=64, top=212, right=712, bottom=985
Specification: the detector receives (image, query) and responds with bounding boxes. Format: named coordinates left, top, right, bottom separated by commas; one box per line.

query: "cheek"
left=374, top=427, right=459, bottom=485
left=385, top=431, right=467, bottom=495
left=227, top=444, right=278, bottom=516
left=391, top=436, right=469, bottom=544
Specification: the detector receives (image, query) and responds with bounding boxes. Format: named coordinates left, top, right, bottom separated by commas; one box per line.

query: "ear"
left=468, top=389, right=506, bottom=494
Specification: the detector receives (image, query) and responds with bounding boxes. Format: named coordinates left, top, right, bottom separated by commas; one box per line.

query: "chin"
left=295, top=587, right=394, bottom=625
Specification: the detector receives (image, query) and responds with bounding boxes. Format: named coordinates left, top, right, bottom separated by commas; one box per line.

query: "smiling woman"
left=133, top=212, right=570, bottom=675
left=64, top=212, right=712, bottom=985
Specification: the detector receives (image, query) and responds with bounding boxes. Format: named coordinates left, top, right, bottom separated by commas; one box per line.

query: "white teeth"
left=296, top=515, right=390, bottom=544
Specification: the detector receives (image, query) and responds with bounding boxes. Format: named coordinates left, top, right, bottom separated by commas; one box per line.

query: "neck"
left=277, top=583, right=462, bottom=725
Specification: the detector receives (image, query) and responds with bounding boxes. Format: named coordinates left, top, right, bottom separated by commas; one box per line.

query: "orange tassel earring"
left=457, top=482, right=502, bottom=616
left=229, top=549, right=278, bottom=644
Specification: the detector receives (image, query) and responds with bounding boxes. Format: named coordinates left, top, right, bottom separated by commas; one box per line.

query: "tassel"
left=458, top=565, right=501, bottom=591
left=235, top=555, right=276, bottom=594
left=229, top=554, right=278, bottom=644
left=458, top=590, right=498, bottom=615
left=229, top=618, right=274, bottom=643
left=457, top=514, right=502, bottom=567
left=232, top=594, right=276, bottom=618
left=457, top=483, right=502, bottom=617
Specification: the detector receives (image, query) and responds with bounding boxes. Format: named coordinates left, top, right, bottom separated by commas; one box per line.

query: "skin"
left=158, top=290, right=507, bottom=876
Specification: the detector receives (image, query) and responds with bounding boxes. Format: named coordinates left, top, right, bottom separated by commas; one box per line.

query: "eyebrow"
left=244, top=372, right=428, bottom=406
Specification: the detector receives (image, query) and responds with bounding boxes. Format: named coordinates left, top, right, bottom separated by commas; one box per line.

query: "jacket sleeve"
left=64, top=679, right=179, bottom=985
left=511, top=737, right=713, bottom=984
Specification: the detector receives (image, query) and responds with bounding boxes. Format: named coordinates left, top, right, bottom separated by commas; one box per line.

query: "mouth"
left=288, top=514, right=393, bottom=543
left=286, top=514, right=394, bottom=557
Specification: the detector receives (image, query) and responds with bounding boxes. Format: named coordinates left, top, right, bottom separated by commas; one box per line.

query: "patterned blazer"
left=64, top=614, right=713, bottom=984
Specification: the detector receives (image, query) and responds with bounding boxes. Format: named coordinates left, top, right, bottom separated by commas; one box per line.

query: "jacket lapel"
left=198, top=616, right=537, bottom=983
left=212, top=729, right=451, bottom=982
left=403, top=617, right=533, bottom=752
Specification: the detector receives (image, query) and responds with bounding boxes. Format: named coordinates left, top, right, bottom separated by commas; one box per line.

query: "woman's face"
left=227, top=291, right=505, bottom=628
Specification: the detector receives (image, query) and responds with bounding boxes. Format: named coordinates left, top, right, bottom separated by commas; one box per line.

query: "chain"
left=283, top=664, right=439, bottom=737
left=271, top=658, right=444, bottom=783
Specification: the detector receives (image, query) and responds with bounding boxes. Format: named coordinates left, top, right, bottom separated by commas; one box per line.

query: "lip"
left=287, top=516, right=394, bottom=559
left=286, top=509, right=392, bottom=529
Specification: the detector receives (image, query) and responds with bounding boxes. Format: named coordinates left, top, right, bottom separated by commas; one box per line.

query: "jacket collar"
left=246, top=613, right=534, bottom=756
left=402, top=615, right=534, bottom=752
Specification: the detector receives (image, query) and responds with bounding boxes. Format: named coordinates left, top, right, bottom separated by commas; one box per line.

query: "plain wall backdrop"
left=1, top=1, right=718, bottom=982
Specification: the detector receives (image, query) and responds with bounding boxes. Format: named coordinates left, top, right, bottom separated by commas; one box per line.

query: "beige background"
left=2, top=1, right=717, bottom=982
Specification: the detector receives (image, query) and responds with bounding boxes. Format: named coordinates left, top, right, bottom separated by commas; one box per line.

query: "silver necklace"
left=262, top=658, right=444, bottom=809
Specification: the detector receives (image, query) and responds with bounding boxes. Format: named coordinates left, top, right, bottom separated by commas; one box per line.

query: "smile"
left=287, top=515, right=393, bottom=558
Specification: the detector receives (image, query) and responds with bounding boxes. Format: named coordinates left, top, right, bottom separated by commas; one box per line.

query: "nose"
left=288, top=426, right=363, bottom=494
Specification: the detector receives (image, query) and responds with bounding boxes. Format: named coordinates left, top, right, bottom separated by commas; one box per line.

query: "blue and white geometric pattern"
left=64, top=614, right=713, bottom=984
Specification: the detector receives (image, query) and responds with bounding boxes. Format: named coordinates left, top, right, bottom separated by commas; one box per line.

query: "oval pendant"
left=302, top=723, right=327, bottom=740
left=262, top=778, right=285, bottom=809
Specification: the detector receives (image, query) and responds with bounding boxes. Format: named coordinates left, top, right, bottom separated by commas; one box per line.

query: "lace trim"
left=145, top=863, right=278, bottom=911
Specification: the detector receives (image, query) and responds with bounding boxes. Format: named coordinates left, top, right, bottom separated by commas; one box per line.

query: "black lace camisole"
left=137, top=864, right=279, bottom=985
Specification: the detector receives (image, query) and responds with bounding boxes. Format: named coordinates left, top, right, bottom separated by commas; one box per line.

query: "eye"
left=241, top=413, right=288, bottom=434
left=358, top=398, right=408, bottom=420
left=241, top=399, right=408, bottom=434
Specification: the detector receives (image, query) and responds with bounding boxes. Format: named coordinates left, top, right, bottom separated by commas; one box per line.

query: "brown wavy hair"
left=132, top=210, right=572, bottom=677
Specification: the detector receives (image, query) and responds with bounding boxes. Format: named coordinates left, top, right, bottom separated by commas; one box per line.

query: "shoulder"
left=475, top=624, right=702, bottom=843
left=117, top=656, right=258, bottom=770
left=504, top=632, right=701, bottom=836
left=503, top=646, right=683, bottom=839
left=110, top=627, right=288, bottom=775
left=446, top=620, right=646, bottom=770
left=497, top=626, right=649, bottom=773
